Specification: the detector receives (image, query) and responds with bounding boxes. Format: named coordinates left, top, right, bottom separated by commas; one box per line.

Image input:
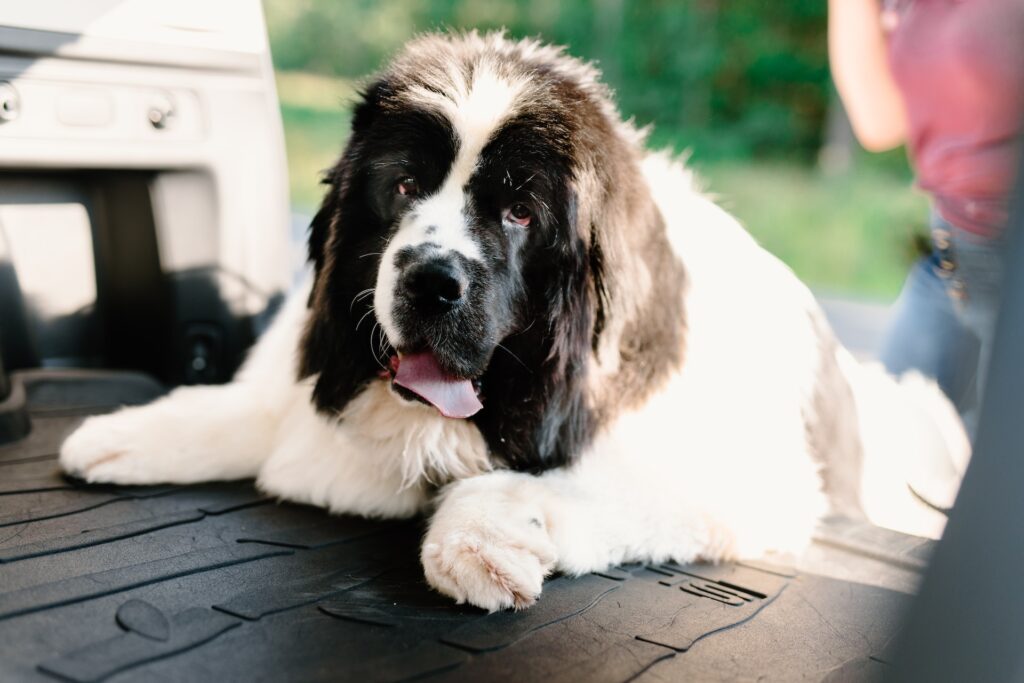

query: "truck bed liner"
left=0, top=371, right=924, bottom=682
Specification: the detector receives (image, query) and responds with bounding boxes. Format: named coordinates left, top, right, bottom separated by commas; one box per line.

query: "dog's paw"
left=421, top=475, right=557, bottom=611
left=59, top=411, right=167, bottom=484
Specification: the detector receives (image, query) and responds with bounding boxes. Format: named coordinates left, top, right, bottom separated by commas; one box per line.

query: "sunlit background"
left=262, top=0, right=928, bottom=299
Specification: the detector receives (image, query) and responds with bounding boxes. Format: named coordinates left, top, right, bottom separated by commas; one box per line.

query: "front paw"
left=421, top=475, right=557, bottom=612
left=60, top=411, right=162, bottom=484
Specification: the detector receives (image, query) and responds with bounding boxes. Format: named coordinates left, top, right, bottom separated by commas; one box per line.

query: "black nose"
left=402, top=258, right=468, bottom=312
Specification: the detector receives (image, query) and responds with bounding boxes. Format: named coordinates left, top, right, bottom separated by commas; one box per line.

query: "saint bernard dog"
left=61, top=32, right=968, bottom=611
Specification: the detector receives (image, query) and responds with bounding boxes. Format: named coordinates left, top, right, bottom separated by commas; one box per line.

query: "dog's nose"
left=402, top=258, right=468, bottom=312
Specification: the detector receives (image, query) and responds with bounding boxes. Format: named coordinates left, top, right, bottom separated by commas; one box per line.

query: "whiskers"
left=528, top=189, right=551, bottom=216
left=349, top=287, right=375, bottom=312
left=370, top=322, right=391, bottom=372
left=516, top=172, right=538, bottom=192
left=355, top=306, right=376, bottom=332
left=351, top=286, right=391, bottom=371
left=496, top=343, right=531, bottom=373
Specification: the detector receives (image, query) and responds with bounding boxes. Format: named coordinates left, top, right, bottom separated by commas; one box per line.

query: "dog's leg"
left=422, top=460, right=821, bottom=612
left=60, top=283, right=310, bottom=485
left=422, top=374, right=826, bottom=611
left=59, top=381, right=283, bottom=484
left=421, top=467, right=730, bottom=612
left=420, top=471, right=559, bottom=611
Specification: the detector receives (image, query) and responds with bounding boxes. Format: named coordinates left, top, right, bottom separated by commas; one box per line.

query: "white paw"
left=421, top=475, right=557, bottom=611
left=59, top=410, right=168, bottom=485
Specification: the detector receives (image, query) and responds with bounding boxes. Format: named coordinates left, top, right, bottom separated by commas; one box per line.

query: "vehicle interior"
left=0, top=3, right=1021, bottom=682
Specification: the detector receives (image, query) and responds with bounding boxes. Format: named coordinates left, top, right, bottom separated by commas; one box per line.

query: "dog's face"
left=302, top=33, right=685, bottom=471
left=368, top=80, right=572, bottom=386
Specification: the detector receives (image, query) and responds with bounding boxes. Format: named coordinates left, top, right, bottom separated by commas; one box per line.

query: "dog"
left=60, top=32, right=968, bottom=611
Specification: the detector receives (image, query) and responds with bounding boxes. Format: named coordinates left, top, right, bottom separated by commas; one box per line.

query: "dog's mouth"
left=381, top=351, right=484, bottom=419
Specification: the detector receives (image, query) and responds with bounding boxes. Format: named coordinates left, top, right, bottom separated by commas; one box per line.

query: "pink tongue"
left=393, top=352, right=483, bottom=419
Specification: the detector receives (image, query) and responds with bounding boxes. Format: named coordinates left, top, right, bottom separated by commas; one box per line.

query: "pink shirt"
left=886, top=0, right=1024, bottom=236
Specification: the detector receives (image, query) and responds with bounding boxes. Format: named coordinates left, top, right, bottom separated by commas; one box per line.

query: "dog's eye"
left=504, top=203, right=532, bottom=227
left=396, top=176, right=419, bottom=197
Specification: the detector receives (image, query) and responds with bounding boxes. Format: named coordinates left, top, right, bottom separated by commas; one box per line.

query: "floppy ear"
left=299, top=82, right=389, bottom=414
left=475, top=189, right=605, bottom=471
left=546, top=194, right=605, bottom=377
left=532, top=194, right=605, bottom=464
left=306, top=79, right=389, bottom=285
left=306, top=161, right=345, bottom=282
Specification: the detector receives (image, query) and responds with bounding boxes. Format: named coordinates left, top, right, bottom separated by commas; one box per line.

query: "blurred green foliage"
left=264, top=0, right=926, bottom=297
left=264, top=0, right=833, bottom=161
left=702, top=162, right=925, bottom=297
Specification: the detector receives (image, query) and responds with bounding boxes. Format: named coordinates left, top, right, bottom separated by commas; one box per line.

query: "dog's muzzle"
left=386, top=249, right=484, bottom=419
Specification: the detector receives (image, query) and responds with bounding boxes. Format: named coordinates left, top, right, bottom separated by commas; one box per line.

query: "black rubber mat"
left=0, top=371, right=923, bottom=682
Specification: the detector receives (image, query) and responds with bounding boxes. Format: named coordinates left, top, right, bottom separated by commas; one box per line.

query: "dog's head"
left=302, top=32, right=685, bottom=471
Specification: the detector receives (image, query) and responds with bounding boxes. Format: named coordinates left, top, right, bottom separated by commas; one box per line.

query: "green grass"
left=277, top=70, right=926, bottom=299
left=698, top=161, right=927, bottom=299
left=277, top=71, right=355, bottom=209
left=281, top=103, right=351, bottom=209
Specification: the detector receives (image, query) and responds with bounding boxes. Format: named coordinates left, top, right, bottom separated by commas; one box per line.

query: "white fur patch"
left=256, top=379, right=490, bottom=517
left=839, top=352, right=968, bottom=539
left=61, top=277, right=492, bottom=519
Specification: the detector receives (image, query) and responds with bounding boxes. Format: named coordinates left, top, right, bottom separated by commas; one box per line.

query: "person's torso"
left=886, top=0, right=1024, bottom=235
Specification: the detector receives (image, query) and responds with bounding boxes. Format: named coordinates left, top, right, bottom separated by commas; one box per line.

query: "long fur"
left=60, top=31, right=968, bottom=611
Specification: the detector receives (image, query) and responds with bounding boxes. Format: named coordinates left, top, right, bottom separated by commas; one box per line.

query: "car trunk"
left=0, top=4, right=934, bottom=681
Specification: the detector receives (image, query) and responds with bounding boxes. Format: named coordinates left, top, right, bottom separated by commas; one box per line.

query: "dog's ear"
left=544, top=191, right=603, bottom=382
left=534, top=187, right=612, bottom=461
left=479, top=188, right=603, bottom=471
left=299, top=81, right=389, bottom=412
left=306, top=79, right=389, bottom=284
left=305, top=158, right=346, bottom=286
left=535, top=192, right=602, bottom=463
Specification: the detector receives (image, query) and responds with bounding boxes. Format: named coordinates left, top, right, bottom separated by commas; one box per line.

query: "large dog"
left=61, top=32, right=967, bottom=611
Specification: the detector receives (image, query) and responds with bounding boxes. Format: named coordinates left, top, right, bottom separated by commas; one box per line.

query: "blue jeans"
left=880, top=213, right=1005, bottom=441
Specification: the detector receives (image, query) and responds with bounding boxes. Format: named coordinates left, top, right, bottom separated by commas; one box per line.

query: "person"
left=829, top=0, right=1024, bottom=450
